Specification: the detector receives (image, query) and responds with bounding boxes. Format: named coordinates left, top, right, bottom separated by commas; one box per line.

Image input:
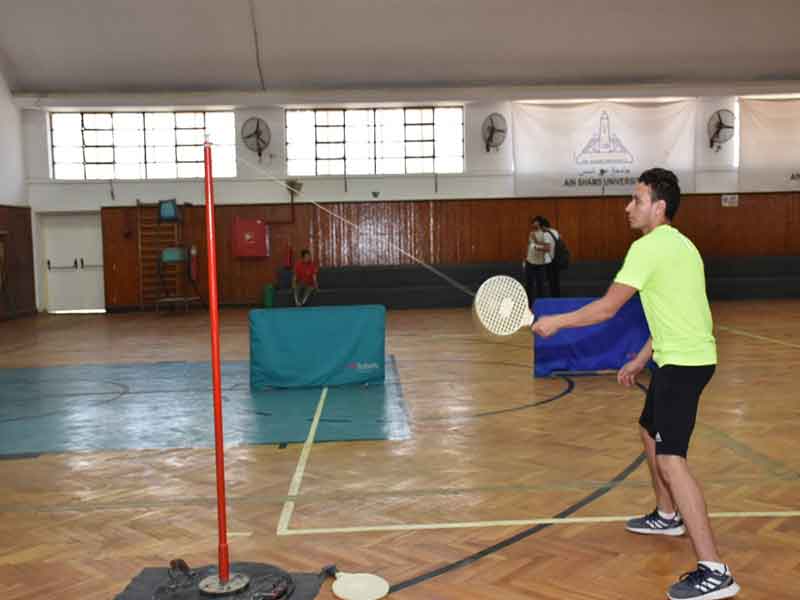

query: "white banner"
left=512, top=101, right=696, bottom=196
left=740, top=99, right=800, bottom=192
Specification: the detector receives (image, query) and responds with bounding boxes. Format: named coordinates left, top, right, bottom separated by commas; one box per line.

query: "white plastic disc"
left=331, top=572, right=390, bottom=600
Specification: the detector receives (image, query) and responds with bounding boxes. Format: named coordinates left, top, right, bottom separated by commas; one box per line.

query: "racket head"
left=473, top=275, right=533, bottom=336
left=331, top=572, right=390, bottom=600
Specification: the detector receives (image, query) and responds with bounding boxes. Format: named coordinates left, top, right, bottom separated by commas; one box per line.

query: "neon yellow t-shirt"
left=614, top=224, right=716, bottom=367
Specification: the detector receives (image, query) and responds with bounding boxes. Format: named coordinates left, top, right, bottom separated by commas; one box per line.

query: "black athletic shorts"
left=639, top=364, right=715, bottom=457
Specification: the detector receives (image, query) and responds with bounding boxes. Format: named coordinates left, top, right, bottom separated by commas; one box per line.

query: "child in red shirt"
left=292, top=249, right=319, bottom=306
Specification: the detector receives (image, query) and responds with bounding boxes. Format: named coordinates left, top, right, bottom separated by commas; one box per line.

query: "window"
left=286, top=106, right=463, bottom=176
left=50, top=111, right=236, bottom=180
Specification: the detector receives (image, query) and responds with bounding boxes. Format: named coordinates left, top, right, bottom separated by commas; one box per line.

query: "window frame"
left=50, top=110, right=237, bottom=180
left=285, top=106, right=464, bottom=177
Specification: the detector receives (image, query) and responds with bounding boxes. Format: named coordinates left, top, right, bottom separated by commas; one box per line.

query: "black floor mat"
left=115, top=562, right=327, bottom=600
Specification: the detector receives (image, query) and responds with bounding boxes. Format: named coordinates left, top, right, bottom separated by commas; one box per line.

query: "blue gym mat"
left=0, top=357, right=409, bottom=457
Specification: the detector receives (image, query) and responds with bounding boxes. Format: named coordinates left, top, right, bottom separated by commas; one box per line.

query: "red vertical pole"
left=204, top=142, right=230, bottom=583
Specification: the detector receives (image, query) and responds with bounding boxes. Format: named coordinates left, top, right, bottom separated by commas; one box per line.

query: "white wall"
left=694, top=96, right=738, bottom=193
left=11, top=86, right=786, bottom=310
left=23, top=99, right=516, bottom=213
left=19, top=90, right=756, bottom=214
left=21, top=96, right=516, bottom=308
left=0, top=66, right=25, bottom=206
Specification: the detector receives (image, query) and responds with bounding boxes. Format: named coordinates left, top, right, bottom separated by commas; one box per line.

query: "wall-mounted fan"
left=707, top=109, right=735, bottom=152
left=481, top=113, right=507, bottom=152
left=241, top=116, right=271, bottom=159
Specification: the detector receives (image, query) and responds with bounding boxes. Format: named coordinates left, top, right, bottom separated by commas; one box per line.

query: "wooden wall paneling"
left=97, top=191, right=800, bottom=309
left=673, top=195, right=719, bottom=257
left=405, top=201, right=423, bottom=265
left=392, top=202, right=409, bottom=265
left=178, top=205, right=206, bottom=300
left=342, top=202, right=358, bottom=265
left=0, top=206, right=36, bottom=319
left=375, top=201, right=393, bottom=265
left=496, top=199, right=527, bottom=263
left=788, top=192, right=800, bottom=255
left=101, top=207, right=140, bottom=309
left=581, top=197, right=613, bottom=260
left=217, top=206, right=241, bottom=304
left=375, top=202, right=388, bottom=265
left=553, top=197, right=591, bottom=261
left=261, top=202, right=300, bottom=272
left=604, top=195, right=636, bottom=262
left=429, top=201, right=448, bottom=263
left=455, top=200, right=474, bottom=263
left=357, top=203, right=376, bottom=265
left=12, top=207, right=36, bottom=315
left=390, top=201, right=409, bottom=265
left=696, top=193, right=786, bottom=257
left=420, top=200, right=436, bottom=265
left=375, top=201, right=395, bottom=265
left=679, top=193, right=800, bottom=258
left=220, top=204, right=276, bottom=305
left=449, top=200, right=472, bottom=264
left=316, top=203, right=344, bottom=266
left=0, top=206, right=6, bottom=320
left=469, top=199, right=502, bottom=263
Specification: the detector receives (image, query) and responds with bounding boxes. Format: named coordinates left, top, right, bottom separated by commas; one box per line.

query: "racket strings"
left=236, top=152, right=476, bottom=298
left=475, top=276, right=530, bottom=336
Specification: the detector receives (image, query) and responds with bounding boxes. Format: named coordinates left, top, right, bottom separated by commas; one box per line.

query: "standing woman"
left=536, top=216, right=562, bottom=298
left=524, top=216, right=548, bottom=304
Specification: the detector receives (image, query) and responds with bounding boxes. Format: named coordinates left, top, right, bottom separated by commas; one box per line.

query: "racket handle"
left=522, top=310, right=535, bottom=328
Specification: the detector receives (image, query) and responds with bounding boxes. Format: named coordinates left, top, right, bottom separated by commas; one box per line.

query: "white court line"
left=717, top=325, right=800, bottom=349
left=276, top=387, right=327, bottom=535
left=278, top=510, right=800, bottom=536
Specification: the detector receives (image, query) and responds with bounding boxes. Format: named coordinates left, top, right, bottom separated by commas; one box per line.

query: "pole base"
left=198, top=573, right=250, bottom=596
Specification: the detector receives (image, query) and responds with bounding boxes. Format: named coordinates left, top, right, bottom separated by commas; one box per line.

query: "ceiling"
left=1, top=0, right=800, bottom=95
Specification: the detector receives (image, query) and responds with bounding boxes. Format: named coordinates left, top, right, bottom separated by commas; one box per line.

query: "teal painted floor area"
left=0, top=357, right=409, bottom=456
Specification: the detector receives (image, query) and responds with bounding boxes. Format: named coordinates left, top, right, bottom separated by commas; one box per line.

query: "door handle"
left=79, top=257, right=104, bottom=269
left=47, top=259, right=79, bottom=271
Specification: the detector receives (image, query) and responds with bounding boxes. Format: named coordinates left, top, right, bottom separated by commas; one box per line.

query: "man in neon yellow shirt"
left=532, top=169, right=738, bottom=600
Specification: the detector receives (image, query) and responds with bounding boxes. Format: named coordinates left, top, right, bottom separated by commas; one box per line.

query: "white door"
left=41, top=213, right=105, bottom=312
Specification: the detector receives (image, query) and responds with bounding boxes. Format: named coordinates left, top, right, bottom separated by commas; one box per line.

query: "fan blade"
left=243, top=131, right=258, bottom=140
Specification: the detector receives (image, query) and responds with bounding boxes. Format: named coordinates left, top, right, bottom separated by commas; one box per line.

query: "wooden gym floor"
left=0, top=300, right=798, bottom=599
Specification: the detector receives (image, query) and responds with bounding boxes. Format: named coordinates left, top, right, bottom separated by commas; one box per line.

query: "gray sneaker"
left=667, top=564, right=740, bottom=599
left=625, top=508, right=686, bottom=536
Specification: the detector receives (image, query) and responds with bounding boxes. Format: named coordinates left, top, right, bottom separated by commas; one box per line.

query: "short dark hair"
left=638, top=168, right=681, bottom=220
left=300, top=249, right=311, bottom=258
left=532, top=215, right=550, bottom=228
